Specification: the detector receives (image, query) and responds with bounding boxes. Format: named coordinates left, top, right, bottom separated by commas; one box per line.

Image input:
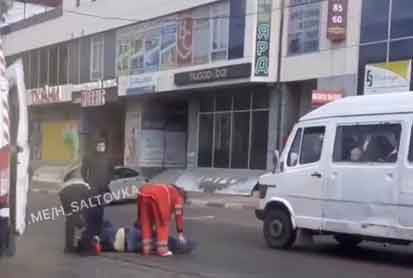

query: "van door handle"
left=311, top=172, right=322, bottom=178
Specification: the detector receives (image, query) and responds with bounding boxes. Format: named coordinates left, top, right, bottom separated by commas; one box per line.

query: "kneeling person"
left=138, top=184, right=187, bottom=256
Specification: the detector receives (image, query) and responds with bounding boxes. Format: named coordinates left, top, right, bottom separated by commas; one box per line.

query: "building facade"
left=358, top=0, right=413, bottom=95
left=2, top=0, right=372, bottom=191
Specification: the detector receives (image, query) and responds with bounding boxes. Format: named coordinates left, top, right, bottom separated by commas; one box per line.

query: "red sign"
left=0, top=145, right=10, bottom=208
left=30, top=86, right=62, bottom=105
left=312, top=90, right=343, bottom=107
left=81, top=89, right=106, bottom=107
left=177, top=14, right=193, bottom=66
left=327, top=0, right=348, bottom=42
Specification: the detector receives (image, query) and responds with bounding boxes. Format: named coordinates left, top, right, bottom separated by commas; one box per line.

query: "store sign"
left=327, top=0, right=348, bottom=42
left=73, top=79, right=117, bottom=92
left=255, top=0, right=272, bottom=76
left=312, top=90, right=343, bottom=107
left=29, top=86, right=63, bottom=105
left=81, top=89, right=106, bottom=107
left=127, top=75, right=156, bottom=95
left=175, top=63, right=252, bottom=86
left=364, top=60, right=412, bottom=95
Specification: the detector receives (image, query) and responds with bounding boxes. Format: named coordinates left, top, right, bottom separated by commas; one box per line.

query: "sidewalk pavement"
left=30, top=183, right=258, bottom=211
left=32, top=165, right=68, bottom=184
left=31, top=165, right=259, bottom=210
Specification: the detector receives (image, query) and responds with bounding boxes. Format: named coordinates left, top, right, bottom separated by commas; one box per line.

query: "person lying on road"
left=99, top=220, right=197, bottom=255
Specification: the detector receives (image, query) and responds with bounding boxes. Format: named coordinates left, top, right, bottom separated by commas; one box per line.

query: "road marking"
left=184, top=215, right=215, bottom=221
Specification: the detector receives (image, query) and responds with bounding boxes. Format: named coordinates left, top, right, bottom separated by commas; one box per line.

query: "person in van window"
left=350, top=147, right=363, bottom=162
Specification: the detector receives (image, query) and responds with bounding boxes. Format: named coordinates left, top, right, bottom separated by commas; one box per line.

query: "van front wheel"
left=264, top=209, right=296, bottom=249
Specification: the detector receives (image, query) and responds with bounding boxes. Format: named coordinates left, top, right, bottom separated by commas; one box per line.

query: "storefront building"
left=358, top=0, right=413, bottom=95
left=115, top=0, right=283, bottom=180
left=28, top=84, right=80, bottom=165
left=277, top=0, right=361, bottom=144
left=3, top=0, right=371, bottom=193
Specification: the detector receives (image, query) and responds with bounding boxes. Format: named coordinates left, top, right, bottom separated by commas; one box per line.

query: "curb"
left=29, top=189, right=256, bottom=210
left=31, top=188, right=59, bottom=195
left=187, top=199, right=256, bottom=210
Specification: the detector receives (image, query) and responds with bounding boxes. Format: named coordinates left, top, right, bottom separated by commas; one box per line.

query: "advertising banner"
left=139, top=129, right=165, bottom=167
left=127, top=75, right=156, bottom=95
left=124, top=111, right=140, bottom=168
left=144, top=28, right=161, bottom=72
left=364, top=60, right=412, bottom=95
left=177, top=13, right=193, bottom=66
left=160, top=23, right=177, bottom=70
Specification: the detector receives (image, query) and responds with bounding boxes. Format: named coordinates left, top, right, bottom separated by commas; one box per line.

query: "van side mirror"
left=272, top=150, right=280, bottom=174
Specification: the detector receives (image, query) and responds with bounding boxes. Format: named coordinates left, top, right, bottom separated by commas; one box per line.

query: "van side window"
left=333, top=124, right=401, bottom=163
left=300, top=127, right=325, bottom=165
left=287, top=129, right=302, bottom=167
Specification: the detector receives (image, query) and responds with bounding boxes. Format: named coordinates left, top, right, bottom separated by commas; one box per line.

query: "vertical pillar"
left=186, top=97, right=200, bottom=169
left=266, top=86, right=281, bottom=171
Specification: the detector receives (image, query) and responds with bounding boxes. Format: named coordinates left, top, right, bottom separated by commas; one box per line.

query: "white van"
left=256, top=92, right=413, bottom=249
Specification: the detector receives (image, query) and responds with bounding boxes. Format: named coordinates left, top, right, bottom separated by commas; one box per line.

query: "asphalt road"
left=2, top=192, right=413, bottom=278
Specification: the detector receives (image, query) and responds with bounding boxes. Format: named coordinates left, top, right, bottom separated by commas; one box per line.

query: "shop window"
left=250, top=111, right=269, bottom=169
left=216, top=95, right=232, bottom=111
left=200, top=96, right=214, bottom=112
left=59, top=44, right=69, bottom=85
left=357, top=43, right=387, bottom=94
left=253, top=91, right=269, bottom=109
left=300, top=127, right=325, bottom=165
left=30, top=50, right=39, bottom=89
left=231, top=112, right=250, bottom=168
left=287, top=0, right=321, bottom=56
left=334, top=124, right=401, bottom=163
left=198, top=93, right=269, bottom=170
left=389, top=39, right=413, bottom=62
left=192, top=6, right=211, bottom=65
left=234, top=93, right=251, bottom=110
left=391, top=0, right=413, bottom=39
left=360, top=0, right=390, bottom=43
left=210, top=1, right=230, bottom=61
left=214, top=113, right=231, bottom=168
left=90, top=35, right=104, bottom=81
left=198, top=114, right=214, bottom=167
left=49, top=46, right=58, bottom=86
left=39, top=48, right=49, bottom=87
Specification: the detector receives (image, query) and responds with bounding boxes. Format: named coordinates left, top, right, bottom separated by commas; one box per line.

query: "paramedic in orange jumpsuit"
left=138, top=184, right=186, bottom=256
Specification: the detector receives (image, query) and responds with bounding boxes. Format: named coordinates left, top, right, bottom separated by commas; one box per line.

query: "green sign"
left=254, top=0, right=272, bottom=77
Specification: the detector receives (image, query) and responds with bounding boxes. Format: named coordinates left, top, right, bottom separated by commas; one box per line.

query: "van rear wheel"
left=334, top=235, right=362, bottom=248
left=264, top=209, right=296, bottom=249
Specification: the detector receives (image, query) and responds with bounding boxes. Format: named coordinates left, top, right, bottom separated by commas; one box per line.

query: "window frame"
left=287, top=127, right=303, bottom=168
left=285, top=125, right=326, bottom=169
left=196, top=92, right=269, bottom=170
left=332, top=121, right=402, bottom=165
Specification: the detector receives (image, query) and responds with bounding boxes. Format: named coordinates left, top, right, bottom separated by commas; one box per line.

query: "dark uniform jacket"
left=81, top=152, right=113, bottom=196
